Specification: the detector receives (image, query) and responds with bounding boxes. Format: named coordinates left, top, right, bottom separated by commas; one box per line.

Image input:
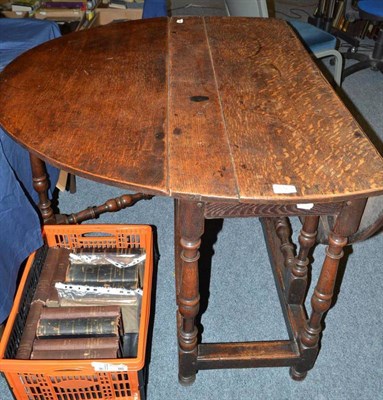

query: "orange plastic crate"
left=0, top=225, right=153, bottom=400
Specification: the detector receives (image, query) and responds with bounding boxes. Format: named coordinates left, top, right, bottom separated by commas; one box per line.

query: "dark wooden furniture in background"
left=1, top=17, right=383, bottom=384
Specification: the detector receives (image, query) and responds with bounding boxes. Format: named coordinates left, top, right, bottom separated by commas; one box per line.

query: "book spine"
left=122, top=332, right=138, bottom=358
left=41, top=2, right=85, bottom=8
left=40, top=305, right=121, bottom=320
left=32, top=336, right=120, bottom=351
left=31, top=348, right=120, bottom=359
left=33, top=248, right=69, bottom=303
left=36, top=316, right=120, bottom=337
left=45, top=250, right=72, bottom=307
left=16, top=248, right=69, bottom=359
left=65, top=264, right=138, bottom=285
left=15, top=302, right=43, bottom=359
left=120, top=304, right=139, bottom=333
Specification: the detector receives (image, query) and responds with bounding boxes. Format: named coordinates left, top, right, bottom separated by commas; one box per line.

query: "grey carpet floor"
left=1, top=1, right=382, bottom=399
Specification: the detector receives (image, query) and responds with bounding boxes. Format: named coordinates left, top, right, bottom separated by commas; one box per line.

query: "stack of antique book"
left=16, top=246, right=146, bottom=360
left=11, top=0, right=40, bottom=13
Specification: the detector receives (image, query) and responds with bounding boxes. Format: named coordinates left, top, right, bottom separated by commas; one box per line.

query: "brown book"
left=45, top=250, right=72, bottom=307
left=34, top=247, right=70, bottom=303
left=120, top=304, right=140, bottom=358
left=16, top=248, right=71, bottom=359
left=65, top=264, right=139, bottom=289
left=15, top=302, right=44, bottom=359
left=30, top=347, right=119, bottom=359
left=40, top=305, right=121, bottom=320
left=32, top=336, right=120, bottom=351
left=36, top=315, right=120, bottom=338
left=121, top=304, right=139, bottom=334
left=69, top=248, right=145, bottom=282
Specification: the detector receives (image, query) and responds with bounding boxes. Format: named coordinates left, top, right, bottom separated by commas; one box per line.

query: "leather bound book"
left=16, top=248, right=70, bottom=359
left=68, top=247, right=145, bottom=288
left=32, top=336, right=120, bottom=351
left=45, top=250, right=72, bottom=307
left=30, top=347, right=120, bottom=360
left=65, top=263, right=139, bottom=289
left=34, top=247, right=70, bottom=303
left=39, top=305, right=121, bottom=320
left=15, top=302, right=44, bottom=359
left=121, top=304, right=139, bottom=333
left=36, top=315, right=121, bottom=338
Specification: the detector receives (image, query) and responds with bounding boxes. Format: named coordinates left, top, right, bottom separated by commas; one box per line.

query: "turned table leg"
left=30, top=153, right=153, bottom=225
left=29, top=153, right=56, bottom=224
left=285, top=216, right=319, bottom=305
left=175, top=200, right=205, bottom=385
left=174, top=199, right=181, bottom=306
left=291, top=198, right=367, bottom=380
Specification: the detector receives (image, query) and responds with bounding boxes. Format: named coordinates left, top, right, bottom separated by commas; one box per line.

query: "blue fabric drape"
left=143, top=0, right=167, bottom=18
left=0, top=19, right=61, bottom=323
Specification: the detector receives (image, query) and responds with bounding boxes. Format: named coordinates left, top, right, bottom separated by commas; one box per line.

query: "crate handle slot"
left=51, top=368, right=86, bottom=373
left=80, top=232, right=114, bottom=237
left=54, top=379, right=100, bottom=389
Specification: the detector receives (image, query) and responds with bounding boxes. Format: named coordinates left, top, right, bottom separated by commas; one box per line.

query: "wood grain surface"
left=1, top=17, right=383, bottom=203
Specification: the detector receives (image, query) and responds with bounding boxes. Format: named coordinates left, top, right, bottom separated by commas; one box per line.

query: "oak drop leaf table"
left=1, top=17, right=383, bottom=384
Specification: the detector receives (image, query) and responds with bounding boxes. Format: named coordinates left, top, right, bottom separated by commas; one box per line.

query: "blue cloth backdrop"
left=143, top=0, right=167, bottom=18
left=0, top=19, right=61, bottom=323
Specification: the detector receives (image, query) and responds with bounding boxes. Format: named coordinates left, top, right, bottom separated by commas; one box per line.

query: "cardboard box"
left=89, top=7, right=142, bottom=27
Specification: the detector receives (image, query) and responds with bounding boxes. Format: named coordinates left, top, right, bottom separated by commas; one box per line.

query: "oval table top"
left=1, top=16, right=383, bottom=204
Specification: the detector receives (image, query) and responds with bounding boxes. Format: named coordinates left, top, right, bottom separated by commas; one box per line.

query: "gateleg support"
left=175, top=199, right=205, bottom=385
left=292, top=198, right=367, bottom=379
